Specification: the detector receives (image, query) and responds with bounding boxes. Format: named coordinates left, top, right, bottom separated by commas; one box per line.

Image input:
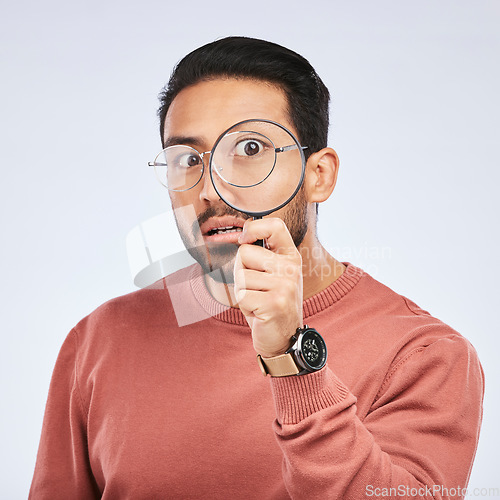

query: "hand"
left=234, top=218, right=303, bottom=358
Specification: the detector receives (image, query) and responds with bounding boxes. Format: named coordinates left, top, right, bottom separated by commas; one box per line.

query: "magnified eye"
left=176, top=152, right=202, bottom=169
left=234, top=139, right=264, bottom=157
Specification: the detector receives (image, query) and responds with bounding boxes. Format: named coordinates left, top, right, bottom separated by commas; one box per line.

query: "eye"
left=176, top=152, right=202, bottom=169
left=234, top=139, right=265, bottom=157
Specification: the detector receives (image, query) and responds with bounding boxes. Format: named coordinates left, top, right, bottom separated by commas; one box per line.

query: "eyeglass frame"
left=148, top=148, right=209, bottom=192
left=148, top=118, right=308, bottom=218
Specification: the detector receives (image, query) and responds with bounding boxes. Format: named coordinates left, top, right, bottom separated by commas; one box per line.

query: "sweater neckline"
left=189, top=262, right=364, bottom=326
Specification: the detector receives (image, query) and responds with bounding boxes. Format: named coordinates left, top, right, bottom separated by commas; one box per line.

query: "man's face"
left=163, top=78, right=308, bottom=282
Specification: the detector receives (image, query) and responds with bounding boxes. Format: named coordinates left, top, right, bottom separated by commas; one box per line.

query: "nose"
left=198, top=151, right=220, bottom=203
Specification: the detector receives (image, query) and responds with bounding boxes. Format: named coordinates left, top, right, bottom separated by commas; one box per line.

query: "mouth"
left=206, top=226, right=243, bottom=236
left=200, top=217, right=246, bottom=244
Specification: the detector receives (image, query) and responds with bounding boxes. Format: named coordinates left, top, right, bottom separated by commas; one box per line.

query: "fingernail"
left=238, top=224, right=247, bottom=243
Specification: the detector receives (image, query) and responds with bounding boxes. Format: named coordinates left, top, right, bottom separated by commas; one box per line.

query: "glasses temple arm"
left=275, top=145, right=308, bottom=153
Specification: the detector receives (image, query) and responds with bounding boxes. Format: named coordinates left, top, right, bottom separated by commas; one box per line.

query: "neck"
left=299, top=233, right=345, bottom=300
left=204, top=230, right=345, bottom=307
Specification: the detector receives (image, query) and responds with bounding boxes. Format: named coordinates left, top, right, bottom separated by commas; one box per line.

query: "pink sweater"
left=30, top=263, right=483, bottom=499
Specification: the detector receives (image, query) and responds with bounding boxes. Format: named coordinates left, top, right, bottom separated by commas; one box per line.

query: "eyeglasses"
left=148, top=121, right=308, bottom=192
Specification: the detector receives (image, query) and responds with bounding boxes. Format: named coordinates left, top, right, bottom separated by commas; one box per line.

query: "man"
left=30, top=37, right=483, bottom=499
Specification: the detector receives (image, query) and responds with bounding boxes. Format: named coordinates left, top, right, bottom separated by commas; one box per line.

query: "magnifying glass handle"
left=252, top=216, right=265, bottom=247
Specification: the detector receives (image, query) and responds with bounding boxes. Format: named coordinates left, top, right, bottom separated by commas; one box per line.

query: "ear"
left=303, top=147, right=340, bottom=203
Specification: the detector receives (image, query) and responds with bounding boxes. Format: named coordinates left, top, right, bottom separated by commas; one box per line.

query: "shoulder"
left=72, top=264, right=199, bottom=349
left=353, top=267, right=453, bottom=337
left=77, top=284, right=170, bottom=331
left=349, top=270, right=484, bottom=399
left=345, top=265, right=482, bottom=368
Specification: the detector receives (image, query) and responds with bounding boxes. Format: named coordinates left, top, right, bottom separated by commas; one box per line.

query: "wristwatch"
left=257, top=325, right=327, bottom=377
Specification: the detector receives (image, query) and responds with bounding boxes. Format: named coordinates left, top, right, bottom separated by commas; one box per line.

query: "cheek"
left=169, top=191, right=197, bottom=209
left=170, top=198, right=199, bottom=233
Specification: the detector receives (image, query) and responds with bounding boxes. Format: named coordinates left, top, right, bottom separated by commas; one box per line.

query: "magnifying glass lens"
left=212, top=130, right=275, bottom=188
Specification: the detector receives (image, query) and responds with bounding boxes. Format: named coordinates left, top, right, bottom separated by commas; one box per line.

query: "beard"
left=173, top=185, right=308, bottom=284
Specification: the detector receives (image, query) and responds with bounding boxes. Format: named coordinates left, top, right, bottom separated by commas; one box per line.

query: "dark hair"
left=158, top=37, right=330, bottom=157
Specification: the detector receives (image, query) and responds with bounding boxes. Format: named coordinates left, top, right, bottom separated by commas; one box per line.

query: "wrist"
left=257, top=326, right=327, bottom=377
left=258, top=345, right=292, bottom=358
left=255, top=334, right=297, bottom=358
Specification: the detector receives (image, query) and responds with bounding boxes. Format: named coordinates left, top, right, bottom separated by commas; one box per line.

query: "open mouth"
left=206, top=226, right=244, bottom=236
left=199, top=215, right=247, bottom=243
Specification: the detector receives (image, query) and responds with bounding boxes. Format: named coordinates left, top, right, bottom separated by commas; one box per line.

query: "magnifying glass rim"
left=209, top=118, right=306, bottom=218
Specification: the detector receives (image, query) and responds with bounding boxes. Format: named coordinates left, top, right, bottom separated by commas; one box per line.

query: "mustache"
left=193, top=206, right=252, bottom=235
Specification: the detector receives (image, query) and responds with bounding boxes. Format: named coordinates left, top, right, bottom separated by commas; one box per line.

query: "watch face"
left=298, top=329, right=327, bottom=371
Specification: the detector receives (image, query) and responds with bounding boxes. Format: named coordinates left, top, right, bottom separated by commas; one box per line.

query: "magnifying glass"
left=209, top=119, right=307, bottom=245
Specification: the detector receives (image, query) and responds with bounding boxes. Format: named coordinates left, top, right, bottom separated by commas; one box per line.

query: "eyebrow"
left=163, top=135, right=206, bottom=149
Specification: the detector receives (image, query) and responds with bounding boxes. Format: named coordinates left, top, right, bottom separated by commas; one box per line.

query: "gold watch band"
left=257, top=353, right=300, bottom=377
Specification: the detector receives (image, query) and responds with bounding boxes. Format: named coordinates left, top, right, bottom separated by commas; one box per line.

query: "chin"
left=206, top=264, right=235, bottom=284
left=187, top=243, right=238, bottom=284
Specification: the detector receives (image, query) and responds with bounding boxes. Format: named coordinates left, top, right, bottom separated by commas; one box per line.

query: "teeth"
left=210, top=226, right=243, bottom=235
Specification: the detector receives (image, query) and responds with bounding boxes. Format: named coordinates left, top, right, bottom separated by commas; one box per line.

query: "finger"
left=236, top=288, right=292, bottom=323
left=238, top=218, right=298, bottom=256
left=237, top=244, right=302, bottom=282
left=235, top=288, right=268, bottom=318
left=234, top=268, right=280, bottom=293
left=236, top=244, right=274, bottom=272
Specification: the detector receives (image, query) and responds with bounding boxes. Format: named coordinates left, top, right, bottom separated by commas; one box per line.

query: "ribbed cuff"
left=270, top=366, right=350, bottom=425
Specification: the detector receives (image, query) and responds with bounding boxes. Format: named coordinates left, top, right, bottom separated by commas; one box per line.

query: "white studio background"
left=1, top=0, right=498, bottom=497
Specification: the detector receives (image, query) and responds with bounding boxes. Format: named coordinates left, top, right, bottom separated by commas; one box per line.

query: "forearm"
left=270, top=359, right=482, bottom=500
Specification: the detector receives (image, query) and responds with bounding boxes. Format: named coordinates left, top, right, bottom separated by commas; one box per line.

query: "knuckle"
left=268, top=217, right=285, bottom=234
left=263, top=259, right=274, bottom=273
left=278, top=257, right=300, bottom=277
left=238, top=244, right=251, bottom=260
left=273, top=293, right=288, bottom=311
left=234, top=269, right=246, bottom=287
left=235, top=289, right=246, bottom=303
left=275, top=218, right=287, bottom=229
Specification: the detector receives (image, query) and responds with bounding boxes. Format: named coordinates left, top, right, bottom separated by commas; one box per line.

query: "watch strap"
left=257, top=353, right=300, bottom=377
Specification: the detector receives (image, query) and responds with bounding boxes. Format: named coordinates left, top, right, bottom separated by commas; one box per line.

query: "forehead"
left=163, top=78, right=294, bottom=147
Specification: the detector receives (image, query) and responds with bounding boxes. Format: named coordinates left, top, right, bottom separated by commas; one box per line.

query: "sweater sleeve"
left=29, top=329, right=100, bottom=499
left=270, top=336, right=484, bottom=499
